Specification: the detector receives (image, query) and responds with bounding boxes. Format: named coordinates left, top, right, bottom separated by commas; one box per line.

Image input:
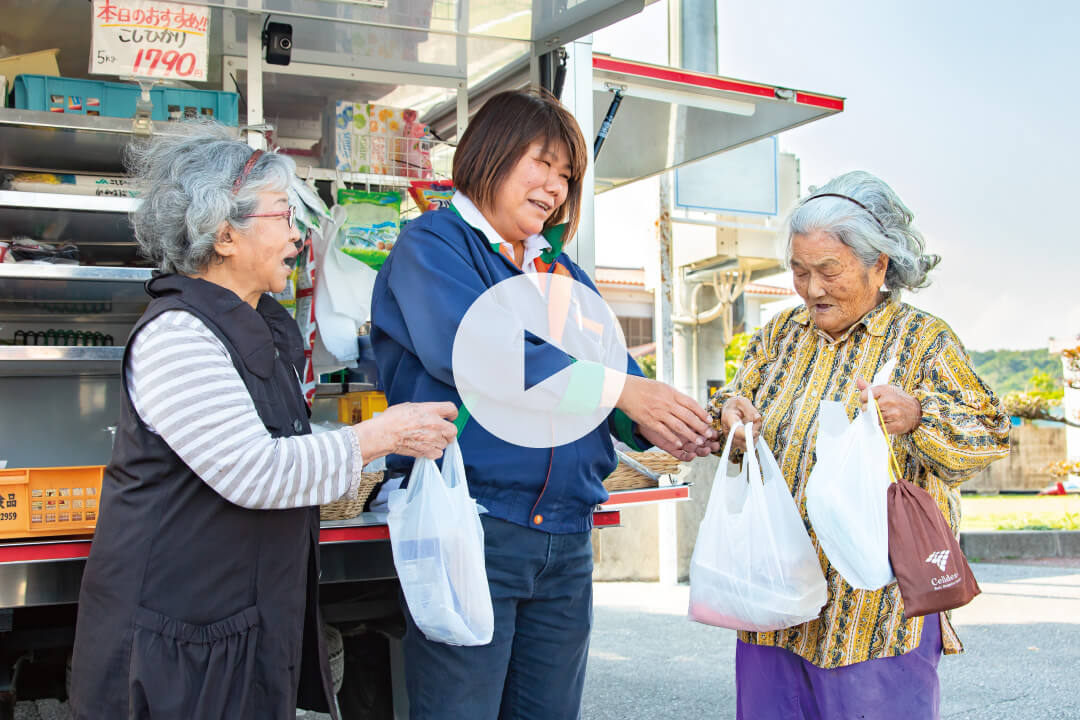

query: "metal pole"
left=654, top=0, right=685, bottom=587
left=656, top=171, right=677, bottom=586
left=244, top=5, right=266, bottom=150
left=456, top=84, right=469, bottom=141
left=593, top=90, right=624, bottom=160
left=657, top=176, right=675, bottom=387
left=562, top=39, right=596, bottom=277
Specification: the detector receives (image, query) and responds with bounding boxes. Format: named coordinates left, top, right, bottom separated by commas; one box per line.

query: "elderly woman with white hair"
left=709, top=171, right=1009, bottom=719
left=69, top=122, right=458, bottom=720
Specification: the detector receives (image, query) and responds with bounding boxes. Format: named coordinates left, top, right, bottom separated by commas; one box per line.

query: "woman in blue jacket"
left=371, top=89, right=718, bottom=719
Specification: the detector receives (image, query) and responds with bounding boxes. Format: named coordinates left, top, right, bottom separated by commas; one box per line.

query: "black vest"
left=70, top=274, right=337, bottom=720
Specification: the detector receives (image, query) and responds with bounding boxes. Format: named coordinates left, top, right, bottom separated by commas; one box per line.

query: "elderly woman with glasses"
left=69, top=122, right=458, bottom=720
left=710, top=171, right=1009, bottom=719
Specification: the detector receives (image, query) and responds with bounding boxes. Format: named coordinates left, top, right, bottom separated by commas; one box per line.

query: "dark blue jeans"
left=401, top=515, right=594, bottom=720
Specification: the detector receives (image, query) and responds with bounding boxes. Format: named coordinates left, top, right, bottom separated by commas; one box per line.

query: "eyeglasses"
left=238, top=205, right=296, bottom=229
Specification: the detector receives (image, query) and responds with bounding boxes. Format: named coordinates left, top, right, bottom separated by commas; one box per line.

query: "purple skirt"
left=735, top=614, right=943, bottom=720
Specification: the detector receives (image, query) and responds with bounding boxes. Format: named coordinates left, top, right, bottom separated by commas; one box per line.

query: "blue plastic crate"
left=14, top=75, right=239, bottom=126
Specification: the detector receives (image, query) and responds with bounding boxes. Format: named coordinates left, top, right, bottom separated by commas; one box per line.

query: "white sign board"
left=675, top=136, right=778, bottom=216
left=89, top=0, right=210, bottom=81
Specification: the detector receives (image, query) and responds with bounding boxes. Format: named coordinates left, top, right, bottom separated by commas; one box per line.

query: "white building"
left=594, top=265, right=796, bottom=361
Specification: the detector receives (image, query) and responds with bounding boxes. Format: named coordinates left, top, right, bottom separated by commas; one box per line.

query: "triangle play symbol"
left=522, top=329, right=576, bottom=391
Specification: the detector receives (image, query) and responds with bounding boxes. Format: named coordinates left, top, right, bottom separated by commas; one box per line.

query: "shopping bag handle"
left=740, top=427, right=787, bottom=582
left=742, top=424, right=763, bottom=487
left=717, top=420, right=744, bottom=467
left=868, top=393, right=905, bottom=483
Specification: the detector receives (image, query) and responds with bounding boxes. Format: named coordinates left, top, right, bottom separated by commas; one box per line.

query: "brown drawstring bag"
left=874, top=402, right=981, bottom=617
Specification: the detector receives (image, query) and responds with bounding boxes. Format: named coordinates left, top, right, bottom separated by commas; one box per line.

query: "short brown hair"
left=452, top=89, right=588, bottom=244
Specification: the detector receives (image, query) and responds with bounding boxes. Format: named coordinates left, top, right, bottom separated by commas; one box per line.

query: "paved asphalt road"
left=582, top=561, right=1080, bottom=720
left=16, top=562, right=1079, bottom=719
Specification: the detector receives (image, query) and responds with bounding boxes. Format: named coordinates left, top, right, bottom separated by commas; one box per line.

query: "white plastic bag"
left=688, top=423, right=828, bottom=631
left=804, top=384, right=895, bottom=590
left=388, top=441, right=494, bottom=646
left=312, top=205, right=378, bottom=369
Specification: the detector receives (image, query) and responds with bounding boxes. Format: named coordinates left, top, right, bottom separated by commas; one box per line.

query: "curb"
left=960, top=530, right=1080, bottom=561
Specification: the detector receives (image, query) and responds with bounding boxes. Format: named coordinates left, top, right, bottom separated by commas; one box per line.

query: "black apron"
left=70, top=274, right=338, bottom=720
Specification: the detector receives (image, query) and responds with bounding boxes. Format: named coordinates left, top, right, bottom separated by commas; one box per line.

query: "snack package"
left=8, top=238, right=79, bottom=264
left=331, top=101, right=434, bottom=178
left=270, top=263, right=298, bottom=312
left=334, top=101, right=373, bottom=173
left=399, top=109, right=434, bottom=179
left=289, top=174, right=334, bottom=407
left=408, top=180, right=455, bottom=213
left=336, top=189, right=401, bottom=271
left=294, top=229, right=318, bottom=405
left=8, top=172, right=140, bottom=198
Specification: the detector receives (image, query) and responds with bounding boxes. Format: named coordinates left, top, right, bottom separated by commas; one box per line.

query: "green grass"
left=960, top=494, right=1080, bottom=531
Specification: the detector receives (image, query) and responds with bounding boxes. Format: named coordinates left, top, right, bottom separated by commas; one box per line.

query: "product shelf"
left=0, top=346, right=124, bottom=377
left=0, top=265, right=151, bottom=304
left=0, top=190, right=139, bottom=249
left=0, top=108, right=231, bottom=174
left=294, top=166, right=414, bottom=189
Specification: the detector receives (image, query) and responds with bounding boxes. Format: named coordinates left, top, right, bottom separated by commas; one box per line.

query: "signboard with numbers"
left=89, top=0, right=210, bottom=81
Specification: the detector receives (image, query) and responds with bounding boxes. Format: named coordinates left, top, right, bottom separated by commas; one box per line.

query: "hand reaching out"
left=619, top=376, right=720, bottom=460
left=354, top=402, right=459, bottom=461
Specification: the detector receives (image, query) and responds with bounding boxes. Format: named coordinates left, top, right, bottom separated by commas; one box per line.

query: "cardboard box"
left=0, top=48, right=61, bottom=84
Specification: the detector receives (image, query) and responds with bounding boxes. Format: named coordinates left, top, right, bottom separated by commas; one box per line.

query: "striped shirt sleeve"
left=901, top=325, right=1011, bottom=484
left=127, top=310, right=363, bottom=510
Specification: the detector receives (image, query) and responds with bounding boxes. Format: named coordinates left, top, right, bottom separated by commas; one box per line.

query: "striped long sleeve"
left=127, top=310, right=362, bottom=510
left=902, top=326, right=1011, bottom=485
left=700, top=299, right=1010, bottom=668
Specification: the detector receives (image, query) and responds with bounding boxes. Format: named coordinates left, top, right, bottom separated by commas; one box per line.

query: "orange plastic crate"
left=0, top=466, right=104, bottom=539
left=337, top=391, right=388, bottom=425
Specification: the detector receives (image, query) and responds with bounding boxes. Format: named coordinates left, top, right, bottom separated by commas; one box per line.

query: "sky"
left=590, top=0, right=1079, bottom=351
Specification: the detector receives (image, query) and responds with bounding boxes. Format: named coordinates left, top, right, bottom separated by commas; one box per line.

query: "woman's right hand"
left=617, top=375, right=720, bottom=461
left=719, top=396, right=762, bottom=451
left=353, top=402, right=459, bottom=461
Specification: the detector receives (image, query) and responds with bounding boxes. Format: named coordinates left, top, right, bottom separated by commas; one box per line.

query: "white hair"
left=784, top=171, right=940, bottom=298
left=125, top=120, right=296, bottom=275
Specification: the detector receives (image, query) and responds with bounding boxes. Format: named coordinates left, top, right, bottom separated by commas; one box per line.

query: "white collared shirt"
left=451, top=192, right=551, bottom=273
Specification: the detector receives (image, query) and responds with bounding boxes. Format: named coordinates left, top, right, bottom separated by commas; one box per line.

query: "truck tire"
left=323, top=623, right=345, bottom=696
left=336, top=631, right=393, bottom=720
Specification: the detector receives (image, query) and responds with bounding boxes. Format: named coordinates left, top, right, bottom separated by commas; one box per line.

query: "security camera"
left=262, top=21, right=293, bottom=66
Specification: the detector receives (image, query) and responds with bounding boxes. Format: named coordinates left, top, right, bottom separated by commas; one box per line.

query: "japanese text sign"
left=90, top=0, right=210, bottom=81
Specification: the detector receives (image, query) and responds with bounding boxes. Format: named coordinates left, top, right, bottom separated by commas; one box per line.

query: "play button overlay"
left=451, top=273, right=629, bottom=448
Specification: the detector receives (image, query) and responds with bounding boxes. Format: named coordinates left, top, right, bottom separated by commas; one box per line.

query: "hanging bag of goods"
left=388, top=441, right=494, bottom=646
left=688, top=422, right=828, bottom=631
left=882, top=400, right=981, bottom=616
left=804, top=389, right=895, bottom=591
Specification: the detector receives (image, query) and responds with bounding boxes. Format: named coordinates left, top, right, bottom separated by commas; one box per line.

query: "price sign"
left=89, top=0, right=210, bottom=81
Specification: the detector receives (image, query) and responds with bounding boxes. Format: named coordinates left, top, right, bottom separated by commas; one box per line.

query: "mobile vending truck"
left=0, top=1, right=843, bottom=716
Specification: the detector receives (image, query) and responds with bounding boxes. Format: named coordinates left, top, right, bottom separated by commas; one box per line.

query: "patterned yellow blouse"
left=707, top=298, right=1010, bottom=669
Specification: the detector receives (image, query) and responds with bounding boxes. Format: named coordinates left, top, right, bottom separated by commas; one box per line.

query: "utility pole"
left=656, top=0, right=719, bottom=585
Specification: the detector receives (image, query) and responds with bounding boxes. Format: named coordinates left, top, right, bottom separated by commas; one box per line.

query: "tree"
left=969, top=348, right=1063, bottom=395
left=638, top=354, right=656, bottom=380
left=725, top=332, right=752, bottom=384
left=1028, top=368, right=1064, bottom=401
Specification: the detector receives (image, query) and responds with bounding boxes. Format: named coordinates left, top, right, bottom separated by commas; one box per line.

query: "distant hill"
left=968, top=348, right=1063, bottom=395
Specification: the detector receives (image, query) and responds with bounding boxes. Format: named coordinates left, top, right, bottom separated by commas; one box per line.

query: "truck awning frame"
left=591, top=55, right=844, bottom=192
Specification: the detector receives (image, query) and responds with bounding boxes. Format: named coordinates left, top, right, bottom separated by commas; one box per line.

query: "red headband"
left=231, top=149, right=264, bottom=194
